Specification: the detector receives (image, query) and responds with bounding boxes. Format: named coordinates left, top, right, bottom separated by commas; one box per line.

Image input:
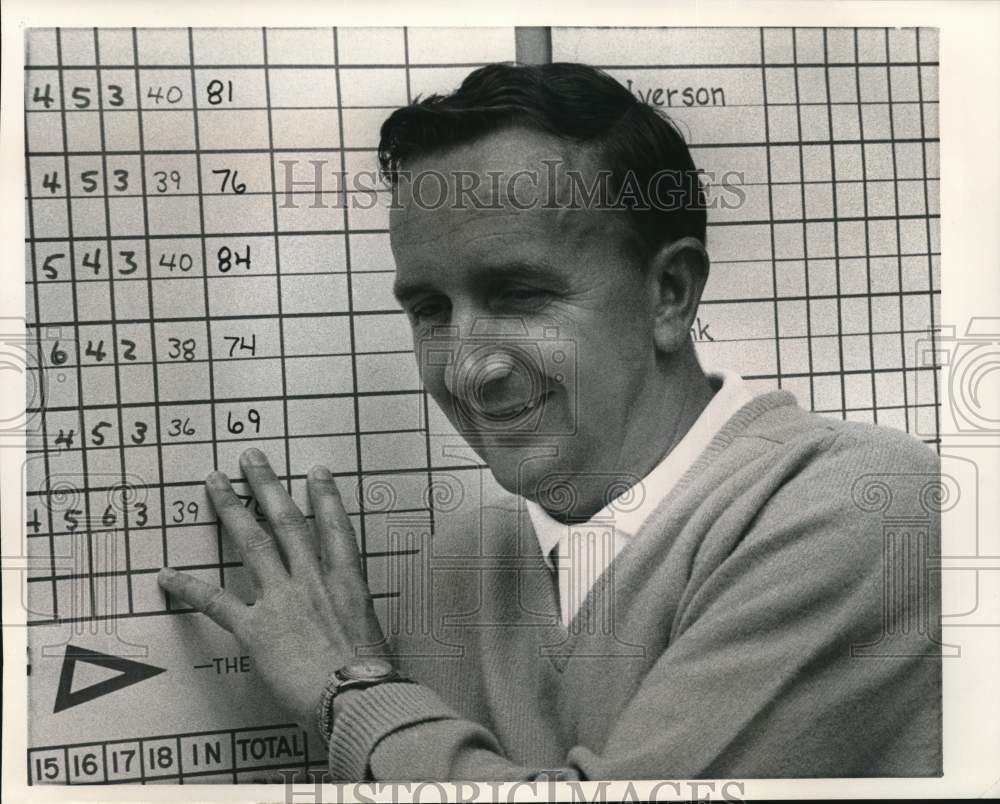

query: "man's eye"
left=410, top=298, right=450, bottom=323
left=499, top=287, right=550, bottom=307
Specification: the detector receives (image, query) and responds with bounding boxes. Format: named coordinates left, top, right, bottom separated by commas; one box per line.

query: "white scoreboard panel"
left=22, top=26, right=940, bottom=784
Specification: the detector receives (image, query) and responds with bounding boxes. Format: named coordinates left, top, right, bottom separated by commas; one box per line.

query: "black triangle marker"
left=54, top=645, right=166, bottom=713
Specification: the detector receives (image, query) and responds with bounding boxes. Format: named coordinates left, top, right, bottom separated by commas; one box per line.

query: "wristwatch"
left=315, top=658, right=413, bottom=744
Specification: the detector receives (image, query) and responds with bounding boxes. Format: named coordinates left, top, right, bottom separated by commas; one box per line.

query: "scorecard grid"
left=552, top=27, right=940, bottom=438
left=24, top=27, right=515, bottom=631
left=21, top=25, right=941, bottom=785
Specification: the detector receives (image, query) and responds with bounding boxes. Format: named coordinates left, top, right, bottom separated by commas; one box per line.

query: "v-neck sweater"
left=328, top=390, right=943, bottom=780
left=527, top=369, right=755, bottom=625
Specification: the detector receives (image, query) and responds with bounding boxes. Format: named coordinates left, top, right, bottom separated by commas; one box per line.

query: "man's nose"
left=443, top=347, right=518, bottom=400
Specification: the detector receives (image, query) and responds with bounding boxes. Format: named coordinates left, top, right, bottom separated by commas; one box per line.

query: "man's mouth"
left=473, top=391, right=551, bottom=423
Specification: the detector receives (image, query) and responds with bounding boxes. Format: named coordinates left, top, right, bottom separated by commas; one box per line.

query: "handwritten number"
left=118, top=251, right=138, bottom=275
left=211, top=169, right=246, bottom=194
left=154, top=171, right=181, bottom=193
left=106, top=84, right=124, bottom=107
left=206, top=79, right=233, bottom=105
left=167, top=338, right=196, bottom=361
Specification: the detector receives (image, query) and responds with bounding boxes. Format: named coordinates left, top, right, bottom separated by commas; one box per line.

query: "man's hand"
left=157, top=448, right=384, bottom=736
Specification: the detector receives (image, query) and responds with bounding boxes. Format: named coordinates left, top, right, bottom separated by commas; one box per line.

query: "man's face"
left=389, top=128, right=660, bottom=504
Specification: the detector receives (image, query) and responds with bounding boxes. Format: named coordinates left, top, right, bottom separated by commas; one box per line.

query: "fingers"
left=157, top=567, right=247, bottom=635
left=206, top=468, right=288, bottom=586
left=238, top=449, right=319, bottom=576
left=307, top=465, right=364, bottom=580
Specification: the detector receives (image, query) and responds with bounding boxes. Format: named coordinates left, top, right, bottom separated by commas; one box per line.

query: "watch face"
left=340, top=659, right=394, bottom=681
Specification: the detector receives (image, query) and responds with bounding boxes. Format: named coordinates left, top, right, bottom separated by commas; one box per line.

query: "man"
left=158, top=63, right=942, bottom=780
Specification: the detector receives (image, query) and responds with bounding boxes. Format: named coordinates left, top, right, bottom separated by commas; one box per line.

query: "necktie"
left=550, top=529, right=588, bottom=628
left=550, top=526, right=617, bottom=628
left=547, top=543, right=562, bottom=622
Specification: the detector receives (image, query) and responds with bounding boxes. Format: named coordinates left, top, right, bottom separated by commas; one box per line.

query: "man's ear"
left=646, top=236, right=710, bottom=354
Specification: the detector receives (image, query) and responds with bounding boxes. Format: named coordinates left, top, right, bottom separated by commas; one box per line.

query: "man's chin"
left=471, top=437, right=573, bottom=500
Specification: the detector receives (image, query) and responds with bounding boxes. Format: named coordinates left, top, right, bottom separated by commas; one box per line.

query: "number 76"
left=212, top=168, right=247, bottom=194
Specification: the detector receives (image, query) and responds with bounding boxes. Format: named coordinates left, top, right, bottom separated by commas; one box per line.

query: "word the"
left=196, top=656, right=251, bottom=674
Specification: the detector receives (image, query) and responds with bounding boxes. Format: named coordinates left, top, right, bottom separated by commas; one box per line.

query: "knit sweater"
left=328, top=390, right=943, bottom=780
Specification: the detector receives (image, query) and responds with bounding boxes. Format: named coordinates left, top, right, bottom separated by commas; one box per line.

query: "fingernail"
left=309, top=465, right=332, bottom=481
left=158, top=567, right=177, bottom=584
left=242, top=448, right=267, bottom=466
left=206, top=471, right=230, bottom=489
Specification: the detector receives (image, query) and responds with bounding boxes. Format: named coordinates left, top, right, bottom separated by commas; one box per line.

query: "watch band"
left=315, top=659, right=413, bottom=745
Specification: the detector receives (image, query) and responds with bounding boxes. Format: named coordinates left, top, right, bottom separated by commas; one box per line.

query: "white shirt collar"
left=527, top=370, right=754, bottom=567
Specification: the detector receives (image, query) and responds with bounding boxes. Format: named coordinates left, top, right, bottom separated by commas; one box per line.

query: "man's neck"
left=537, top=347, right=716, bottom=523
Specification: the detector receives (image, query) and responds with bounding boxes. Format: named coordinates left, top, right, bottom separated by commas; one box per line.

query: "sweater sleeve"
left=328, top=429, right=943, bottom=781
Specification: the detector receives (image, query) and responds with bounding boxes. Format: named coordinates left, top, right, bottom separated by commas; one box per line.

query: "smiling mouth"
left=474, top=391, right=550, bottom=422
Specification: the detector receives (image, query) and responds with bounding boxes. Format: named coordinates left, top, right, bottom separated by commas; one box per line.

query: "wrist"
left=315, top=659, right=415, bottom=746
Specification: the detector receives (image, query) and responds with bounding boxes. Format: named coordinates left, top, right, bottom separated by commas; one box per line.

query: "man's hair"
left=378, top=62, right=708, bottom=254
